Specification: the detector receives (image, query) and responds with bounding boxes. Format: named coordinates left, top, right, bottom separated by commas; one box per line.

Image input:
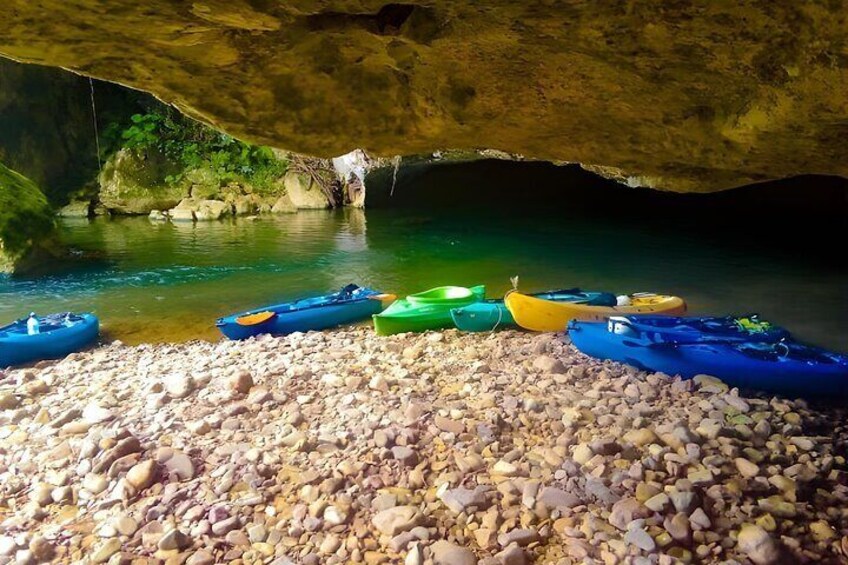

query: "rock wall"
left=2, top=2, right=848, bottom=191
left=0, top=57, right=146, bottom=204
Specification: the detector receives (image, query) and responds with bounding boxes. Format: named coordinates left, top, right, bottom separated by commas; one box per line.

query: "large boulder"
left=98, top=149, right=187, bottom=215
left=194, top=199, right=232, bottom=221
left=270, top=194, right=296, bottom=214
left=283, top=171, right=330, bottom=210
left=168, top=198, right=196, bottom=222
left=57, top=200, right=92, bottom=218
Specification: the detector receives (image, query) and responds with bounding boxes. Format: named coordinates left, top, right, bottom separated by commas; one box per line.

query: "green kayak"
left=373, top=285, right=485, bottom=336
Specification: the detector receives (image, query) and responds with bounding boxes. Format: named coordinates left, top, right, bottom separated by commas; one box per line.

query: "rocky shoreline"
left=0, top=328, right=846, bottom=564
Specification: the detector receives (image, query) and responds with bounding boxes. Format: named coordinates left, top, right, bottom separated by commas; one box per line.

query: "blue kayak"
left=569, top=315, right=848, bottom=398
left=607, top=314, right=791, bottom=345
left=451, top=289, right=617, bottom=332
left=217, top=284, right=394, bottom=340
left=0, top=313, right=100, bottom=367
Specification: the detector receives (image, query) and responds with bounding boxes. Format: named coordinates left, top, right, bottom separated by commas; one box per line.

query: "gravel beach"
left=0, top=328, right=846, bottom=564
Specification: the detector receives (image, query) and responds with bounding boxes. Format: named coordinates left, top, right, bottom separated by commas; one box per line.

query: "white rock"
left=372, top=506, right=419, bottom=536
left=82, top=403, right=115, bottom=424
left=405, top=543, right=424, bottom=565
left=83, top=473, right=109, bottom=495
left=430, top=540, right=477, bottom=565
left=624, top=527, right=655, bottom=551
left=0, top=536, right=17, bottom=556
left=737, top=524, right=783, bottom=565
left=572, top=443, right=593, bottom=465
left=164, top=373, right=194, bottom=398
left=735, top=457, right=760, bottom=478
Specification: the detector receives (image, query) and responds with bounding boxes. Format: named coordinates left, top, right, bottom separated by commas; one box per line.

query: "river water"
left=1, top=199, right=846, bottom=350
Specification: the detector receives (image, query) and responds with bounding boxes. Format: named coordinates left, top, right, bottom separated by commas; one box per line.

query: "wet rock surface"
left=0, top=328, right=847, bottom=563
left=3, top=3, right=848, bottom=191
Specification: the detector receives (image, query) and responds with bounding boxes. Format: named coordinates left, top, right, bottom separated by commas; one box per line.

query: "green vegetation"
left=0, top=163, right=55, bottom=269
left=0, top=163, right=54, bottom=253
left=104, top=108, right=287, bottom=192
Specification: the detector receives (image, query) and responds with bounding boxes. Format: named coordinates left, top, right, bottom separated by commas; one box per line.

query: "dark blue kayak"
left=217, top=284, right=394, bottom=340
left=607, top=314, right=791, bottom=345
left=569, top=315, right=848, bottom=398
left=0, top=313, right=100, bottom=367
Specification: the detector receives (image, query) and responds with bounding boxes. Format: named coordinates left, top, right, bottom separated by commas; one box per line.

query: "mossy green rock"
left=98, top=149, right=187, bottom=215
left=0, top=163, right=56, bottom=273
left=2, top=2, right=848, bottom=191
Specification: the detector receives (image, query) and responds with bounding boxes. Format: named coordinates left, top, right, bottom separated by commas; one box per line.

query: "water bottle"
left=26, top=313, right=40, bottom=335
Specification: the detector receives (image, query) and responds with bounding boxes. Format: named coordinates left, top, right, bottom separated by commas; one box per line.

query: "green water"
left=1, top=208, right=846, bottom=350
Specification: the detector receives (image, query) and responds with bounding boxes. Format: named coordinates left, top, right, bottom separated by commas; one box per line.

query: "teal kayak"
left=451, top=289, right=616, bottom=332
left=374, top=285, right=485, bottom=336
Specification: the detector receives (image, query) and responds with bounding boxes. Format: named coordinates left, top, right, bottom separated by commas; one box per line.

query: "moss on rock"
left=0, top=163, right=56, bottom=273
left=98, top=148, right=188, bottom=215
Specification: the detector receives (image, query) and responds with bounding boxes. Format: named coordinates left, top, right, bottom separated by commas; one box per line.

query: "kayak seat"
left=587, top=292, right=618, bottom=307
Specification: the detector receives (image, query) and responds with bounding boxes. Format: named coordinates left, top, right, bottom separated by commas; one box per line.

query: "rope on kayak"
left=89, top=77, right=102, bottom=175
left=490, top=304, right=504, bottom=333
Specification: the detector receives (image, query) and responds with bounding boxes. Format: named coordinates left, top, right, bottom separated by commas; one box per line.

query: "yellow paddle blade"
left=369, top=293, right=397, bottom=305
left=236, top=311, right=276, bottom=326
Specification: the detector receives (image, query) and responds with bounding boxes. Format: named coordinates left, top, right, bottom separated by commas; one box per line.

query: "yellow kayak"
left=504, top=291, right=687, bottom=332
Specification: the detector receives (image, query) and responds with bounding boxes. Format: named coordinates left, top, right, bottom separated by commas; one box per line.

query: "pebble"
left=405, top=543, right=424, bottom=565
left=91, top=538, right=121, bottom=563
left=187, top=550, right=215, bottom=565
left=497, top=528, right=539, bottom=547
left=83, top=473, right=109, bottom=494
left=624, top=527, right=656, bottom=551
left=372, top=506, right=420, bottom=536
left=114, top=515, right=139, bottom=536
left=0, top=392, right=18, bottom=410
left=82, top=403, right=115, bottom=424
left=0, top=328, right=843, bottom=565
left=758, top=495, right=796, bottom=518
left=644, top=493, right=669, bottom=512
left=162, top=450, right=195, bottom=480
left=609, top=498, right=649, bottom=531
left=495, top=544, right=528, bottom=565
left=0, top=537, right=15, bottom=556
left=623, top=427, right=657, bottom=447
left=439, top=486, right=489, bottom=514
left=392, top=445, right=418, bottom=466
left=734, top=457, right=760, bottom=478
left=158, top=528, right=190, bottom=550
left=164, top=373, right=194, bottom=398
left=572, top=443, right=593, bottom=464
left=229, top=369, right=254, bottom=394
left=810, top=520, right=836, bottom=542
left=430, top=540, right=478, bottom=565
left=126, top=459, right=157, bottom=490
left=737, top=523, right=784, bottom=564
left=532, top=355, right=566, bottom=374
left=434, top=414, right=465, bottom=434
